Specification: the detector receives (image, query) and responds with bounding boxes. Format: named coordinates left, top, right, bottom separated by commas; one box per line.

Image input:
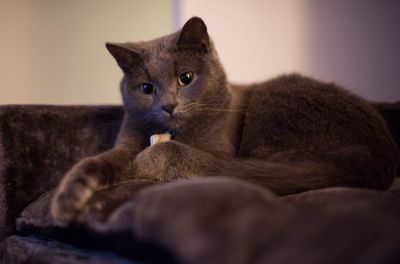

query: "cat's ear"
left=177, top=17, right=210, bottom=52
left=106, top=42, right=142, bottom=73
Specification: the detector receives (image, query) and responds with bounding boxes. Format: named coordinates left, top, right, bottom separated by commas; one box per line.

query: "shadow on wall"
left=304, top=1, right=400, bottom=102
left=179, top=0, right=400, bottom=101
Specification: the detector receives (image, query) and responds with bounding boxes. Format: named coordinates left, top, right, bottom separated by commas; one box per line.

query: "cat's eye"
left=178, top=72, right=193, bottom=86
left=139, top=82, right=154, bottom=94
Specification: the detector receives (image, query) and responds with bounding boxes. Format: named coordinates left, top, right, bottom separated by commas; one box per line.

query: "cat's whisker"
left=196, top=108, right=244, bottom=112
left=190, top=103, right=245, bottom=113
left=194, top=108, right=245, bottom=113
left=194, top=103, right=237, bottom=108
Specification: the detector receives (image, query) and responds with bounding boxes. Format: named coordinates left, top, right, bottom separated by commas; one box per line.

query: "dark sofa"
left=0, top=103, right=399, bottom=264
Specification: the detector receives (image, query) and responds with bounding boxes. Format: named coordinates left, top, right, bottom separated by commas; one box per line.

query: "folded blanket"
left=10, top=177, right=400, bottom=264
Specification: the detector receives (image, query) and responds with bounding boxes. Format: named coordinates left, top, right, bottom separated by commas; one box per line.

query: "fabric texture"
left=0, top=105, right=124, bottom=240
left=0, top=103, right=399, bottom=264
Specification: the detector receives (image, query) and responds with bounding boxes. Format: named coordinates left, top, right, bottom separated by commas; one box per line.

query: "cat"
left=51, top=17, right=399, bottom=223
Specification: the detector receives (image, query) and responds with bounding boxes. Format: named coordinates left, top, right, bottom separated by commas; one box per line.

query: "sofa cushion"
left=2, top=235, right=137, bottom=264
left=0, top=105, right=124, bottom=240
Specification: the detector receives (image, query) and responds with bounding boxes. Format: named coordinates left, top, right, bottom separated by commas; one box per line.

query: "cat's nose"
left=162, top=103, right=177, bottom=115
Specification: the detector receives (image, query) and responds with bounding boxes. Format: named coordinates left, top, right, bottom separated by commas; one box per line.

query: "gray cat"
left=51, top=17, right=399, bottom=223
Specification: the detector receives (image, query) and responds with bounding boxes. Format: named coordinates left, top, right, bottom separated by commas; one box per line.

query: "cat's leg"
left=51, top=116, right=145, bottom=224
left=134, top=141, right=221, bottom=181
left=50, top=146, right=138, bottom=224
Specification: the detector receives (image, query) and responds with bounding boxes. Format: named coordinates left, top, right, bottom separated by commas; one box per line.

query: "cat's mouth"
left=168, top=114, right=182, bottom=126
left=160, top=112, right=183, bottom=130
left=158, top=108, right=189, bottom=131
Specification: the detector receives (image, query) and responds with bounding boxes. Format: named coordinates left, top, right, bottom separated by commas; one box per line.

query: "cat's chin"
left=155, top=117, right=176, bottom=130
left=158, top=113, right=187, bottom=131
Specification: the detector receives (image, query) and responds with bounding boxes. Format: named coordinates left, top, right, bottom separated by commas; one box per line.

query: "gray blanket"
left=5, top=177, right=400, bottom=264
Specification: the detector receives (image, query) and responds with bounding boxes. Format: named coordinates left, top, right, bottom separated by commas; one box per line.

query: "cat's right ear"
left=106, top=43, right=142, bottom=73
left=177, top=17, right=210, bottom=53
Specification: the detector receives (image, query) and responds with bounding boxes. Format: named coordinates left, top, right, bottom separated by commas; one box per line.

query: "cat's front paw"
left=50, top=169, right=97, bottom=225
left=135, top=141, right=193, bottom=181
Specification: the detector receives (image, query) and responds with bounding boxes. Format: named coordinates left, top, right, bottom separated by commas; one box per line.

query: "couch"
left=0, top=103, right=399, bottom=264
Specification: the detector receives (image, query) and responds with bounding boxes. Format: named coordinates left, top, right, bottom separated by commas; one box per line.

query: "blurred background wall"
left=0, top=0, right=174, bottom=104
left=180, top=0, right=400, bottom=102
left=1, top=0, right=399, bottom=104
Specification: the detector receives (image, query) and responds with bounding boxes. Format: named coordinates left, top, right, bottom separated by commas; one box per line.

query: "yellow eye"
left=178, top=72, right=193, bottom=86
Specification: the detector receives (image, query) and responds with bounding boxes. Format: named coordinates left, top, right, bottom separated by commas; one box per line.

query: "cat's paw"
left=50, top=169, right=97, bottom=225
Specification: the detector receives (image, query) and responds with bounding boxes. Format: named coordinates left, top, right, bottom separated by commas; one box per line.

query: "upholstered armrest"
left=0, top=105, right=124, bottom=239
left=374, top=102, right=400, bottom=149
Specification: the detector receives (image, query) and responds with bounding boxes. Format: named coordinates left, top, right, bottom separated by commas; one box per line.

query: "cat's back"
left=244, top=73, right=376, bottom=123
left=240, top=74, right=390, bottom=146
left=238, top=74, right=399, bottom=187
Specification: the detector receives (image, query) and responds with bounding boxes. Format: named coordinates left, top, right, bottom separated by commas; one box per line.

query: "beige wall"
left=180, top=0, right=400, bottom=101
left=180, top=0, right=308, bottom=84
left=0, top=0, right=174, bottom=104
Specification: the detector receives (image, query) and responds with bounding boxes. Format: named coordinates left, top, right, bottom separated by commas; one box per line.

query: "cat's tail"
left=216, top=159, right=341, bottom=195
left=216, top=153, right=396, bottom=195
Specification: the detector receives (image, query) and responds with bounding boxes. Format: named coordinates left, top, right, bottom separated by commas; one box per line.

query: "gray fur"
left=51, top=17, right=399, bottom=224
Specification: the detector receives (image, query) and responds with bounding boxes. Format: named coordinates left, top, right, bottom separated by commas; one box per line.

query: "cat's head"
left=106, top=17, right=228, bottom=133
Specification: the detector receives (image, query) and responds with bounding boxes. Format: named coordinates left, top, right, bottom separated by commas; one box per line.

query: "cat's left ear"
left=177, top=17, right=210, bottom=52
left=106, top=42, right=142, bottom=73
